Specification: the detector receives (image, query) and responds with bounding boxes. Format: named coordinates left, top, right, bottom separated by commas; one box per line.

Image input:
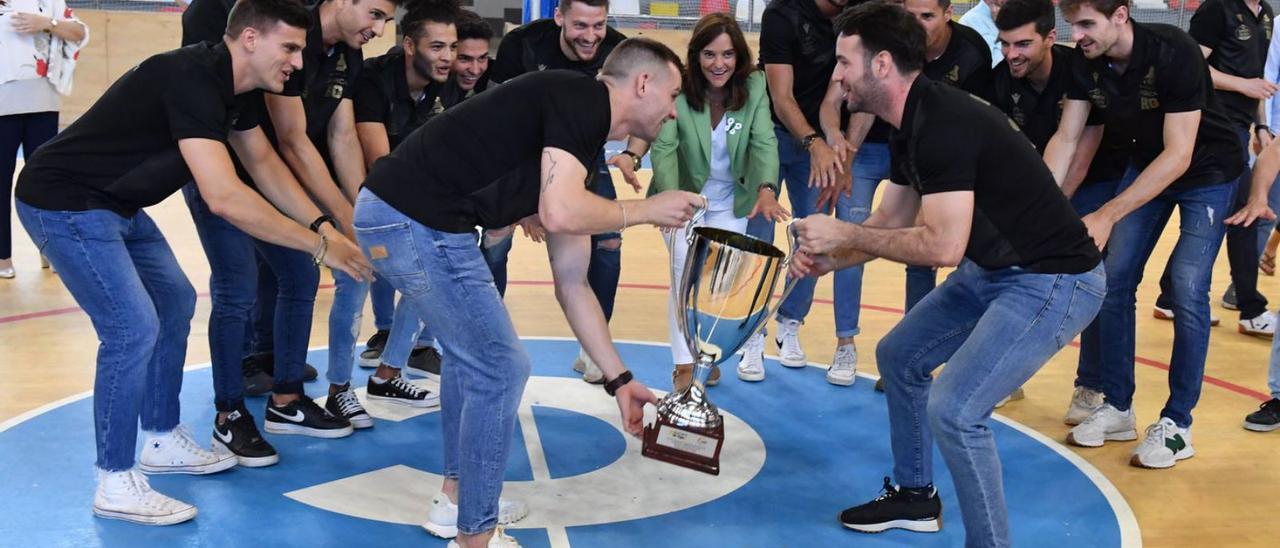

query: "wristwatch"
left=47, top=17, right=58, bottom=32
left=801, top=132, right=822, bottom=150
left=620, top=150, right=642, bottom=170
left=604, top=370, right=633, bottom=396
left=759, top=182, right=779, bottom=195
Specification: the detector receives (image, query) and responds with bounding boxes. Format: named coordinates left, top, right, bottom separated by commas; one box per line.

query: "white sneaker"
left=1239, top=311, right=1277, bottom=337
left=139, top=425, right=238, bottom=475
left=1064, top=386, right=1106, bottom=426
left=1066, top=404, right=1138, bottom=447
left=737, top=333, right=766, bottom=382
left=93, top=469, right=197, bottom=525
left=826, top=344, right=857, bottom=386
left=1152, top=305, right=1221, bottom=326
left=1130, top=417, right=1195, bottom=469
left=423, top=492, right=529, bottom=539
left=445, top=527, right=521, bottom=548
left=775, top=318, right=806, bottom=368
left=578, top=349, right=604, bottom=384
left=993, top=387, right=1026, bottom=409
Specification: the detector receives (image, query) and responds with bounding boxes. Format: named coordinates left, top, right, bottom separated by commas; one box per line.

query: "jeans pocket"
left=354, top=222, right=432, bottom=297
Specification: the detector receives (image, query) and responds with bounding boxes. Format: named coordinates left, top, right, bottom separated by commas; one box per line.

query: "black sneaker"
left=1244, top=398, right=1280, bottom=432
left=367, top=375, right=440, bottom=408
left=248, top=352, right=319, bottom=383
left=404, top=346, right=442, bottom=380
left=212, top=407, right=279, bottom=467
left=839, top=477, right=942, bottom=534
left=263, top=396, right=353, bottom=438
left=242, top=355, right=274, bottom=396
left=325, top=385, right=373, bottom=429
left=359, top=330, right=390, bottom=369
left=874, top=378, right=885, bottom=393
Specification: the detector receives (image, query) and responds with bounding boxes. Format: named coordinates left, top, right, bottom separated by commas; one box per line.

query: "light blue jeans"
left=328, top=269, right=369, bottom=385
left=878, top=259, right=1105, bottom=547
left=353, top=189, right=530, bottom=535
left=380, top=293, right=437, bottom=368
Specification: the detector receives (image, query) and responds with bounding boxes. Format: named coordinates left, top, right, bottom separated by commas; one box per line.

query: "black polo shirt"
left=888, top=77, right=1101, bottom=274
left=1189, top=0, right=1274, bottom=128
left=1065, top=22, right=1244, bottom=190
left=363, top=71, right=610, bottom=233
left=439, top=71, right=491, bottom=107
left=488, top=18, right=626, bottom=83
left=16, top=42, right=259, bottom=216
left=923, top=21, right=993, bottom=98
left=180, top=0, right=237, bottom=46
left=991, top=44, right=1130, bottom=184
left=759, top=0, right=839, bottom=132
left=353, top=47, right=448, bottom=152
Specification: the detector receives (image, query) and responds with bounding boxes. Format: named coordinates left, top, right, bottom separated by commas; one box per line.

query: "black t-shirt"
left=363, top=71, right=611, bottom=233
left=759, top=0, right=839, bottom=132
left=990, top=44, right=1130, bottom=184
left=439, top=70, right=491, bottom=108
left=888, top=77, right=1101, bottom=274
left=1189, top=0, right=1274, bottom=128
left=353, top=47, right=448, bottom=152
left=1065, top=22, right=1244, bottom=189
left=16, top=42, right=259, bottom=216
left=923, top=21, right=993, bottom=98
left=180, top=0, right=236, bottom=46
left=488, top=18, right=626, bottom=83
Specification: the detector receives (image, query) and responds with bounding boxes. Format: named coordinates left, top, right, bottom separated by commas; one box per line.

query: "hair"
left=834, top=1, right=926, bottom=74
left=225, top=0, right=312, bottom=39
left=683, top=13, right=753, bottom=113
left=994, top=0, right=1055, bottom=36
left=400, top=0, right=460, bottom=42
left=559, top=0, right=610, bottom=12
left=600, top=37, right=685, bottom=81
left=1059, top=0, right=1129, bottom=17
left=455, top=10, right=493, bottom=42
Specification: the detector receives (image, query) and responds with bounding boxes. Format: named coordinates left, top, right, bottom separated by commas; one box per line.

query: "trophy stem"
left=691, top=354, right=715, bottom=389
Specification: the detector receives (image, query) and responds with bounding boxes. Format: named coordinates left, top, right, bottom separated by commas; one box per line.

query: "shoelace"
left=334, top=390, right=364, bottom=416
left=831, top=348, right=856, bottom=371
left=1081, top=405, right=1116, bottom=426
left=1142, top=420, right=1176, bottom=449
left=169, top=425, right=214, bottom=459
left=126, top=470, right=171, bottom=512
left=390, top=376, right=426, bottom=398
left=873, top=476, right=901, bottom=502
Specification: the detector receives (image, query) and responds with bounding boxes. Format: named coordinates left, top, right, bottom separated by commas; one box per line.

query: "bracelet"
left=759, top=183, right=779, bottom=195
left=619, top=202, right=629, bottom=233
left=621, top=150, right=642, bottom=170
left=309, top=214, right=337, bottom=233
left=604, top=370, right=634, bottom=396
left=311, top=232, right=328, bottom=266
left=1257, top=124, right=1271, bottom=134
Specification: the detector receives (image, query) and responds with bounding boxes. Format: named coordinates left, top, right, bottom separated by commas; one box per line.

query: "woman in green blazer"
left=608, top=13, right=788, bottom=390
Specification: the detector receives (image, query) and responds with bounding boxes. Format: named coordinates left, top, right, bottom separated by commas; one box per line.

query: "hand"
left=1240, top=78, right=1280, bottom=101
left=807, top=140, right=845, bottom=188
left=606, top=153, right=643, bottom=193
left=748, top=187, right=791, bottom=222
left=788, top=250, right=838, bottom=279
left=792, top=214, right=852, bottom=256
left=614, top=380, right=658, bottom=437
left=322, top=230, right=375, bottom=282
left=517, top=214, right=546, bottom=243
left=1080, top=211, right=1115, bottom=251
left=1224, top=198, right=1277, bottom=228
left=827, top=135, right=855, bottom=168
left=815, top=177, right=852, bottom=214
left=1255, top=129, right=1273, bottom=156
left=9, top=13, right=53, bottom=34
left=642, top=190, right=703, bottom=228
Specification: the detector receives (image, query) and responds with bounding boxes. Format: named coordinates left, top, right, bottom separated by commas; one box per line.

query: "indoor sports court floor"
left=2, top=164, right=1278, bottom=546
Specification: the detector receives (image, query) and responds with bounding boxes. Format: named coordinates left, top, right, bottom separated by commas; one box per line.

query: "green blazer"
left=648, top=71, right=780, bottom=219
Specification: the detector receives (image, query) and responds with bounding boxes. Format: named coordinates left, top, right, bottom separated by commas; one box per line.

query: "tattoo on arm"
left=542, top=151, right=558, bottom=193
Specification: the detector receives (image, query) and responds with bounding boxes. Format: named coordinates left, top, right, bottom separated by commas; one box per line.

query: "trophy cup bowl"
left=642, top=225, right=797, bottom=475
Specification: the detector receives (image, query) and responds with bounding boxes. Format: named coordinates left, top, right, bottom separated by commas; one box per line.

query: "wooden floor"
left=2, top=166, right=1278, bottom=546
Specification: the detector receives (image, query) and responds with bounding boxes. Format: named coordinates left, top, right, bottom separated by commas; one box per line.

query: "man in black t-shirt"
left=13, top=0, right=371, bottom=525
left=791, top=5, right=1102, bottom=544
left=354, top=39, right=703, bottom=546
left=906, top=0, right=993, bottom=97
left=489, top=0, right=629, bottom=384
left=442, top=9, right=493, bottom=104
left=1047, top=0, right=1244, bottom=470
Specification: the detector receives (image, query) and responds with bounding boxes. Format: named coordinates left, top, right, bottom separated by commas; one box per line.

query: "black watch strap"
left=309, top=215, right=337, bottom=233
left=802, top=132, right=822, bottom=150
left=759, top=182, right=779, bottom=195
left=604, top=370, right=633, bottom=396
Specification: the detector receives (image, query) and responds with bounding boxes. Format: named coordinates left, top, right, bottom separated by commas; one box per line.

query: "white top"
left=703, top=114, right=736, bottom=212
left=0, top=78, right=59, bottom=116
left=958, top=1, right=1002, bottom=68
left=0, top=0, right=87, bottom=114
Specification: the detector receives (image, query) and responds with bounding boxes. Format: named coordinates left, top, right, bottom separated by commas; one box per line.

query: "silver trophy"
left=642, top=220, right=798, bottom=475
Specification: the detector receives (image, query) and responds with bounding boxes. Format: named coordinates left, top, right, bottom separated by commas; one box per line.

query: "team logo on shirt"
left=430, top=97, right=445, bottom=115
left=1237, top=24, right=1253, bottom=42
left=1088, top=87, right=1109, bottom=109
left=537, top=63, right=547, bottom=71
left=947, top=65, right=961, bottom=83
left=1264, top=14, right=1273, bottom=40
left=1140, top=67, right=1159, bottom=111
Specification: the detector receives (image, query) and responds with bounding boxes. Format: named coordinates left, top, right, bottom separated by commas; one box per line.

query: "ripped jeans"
left=1098, top=176, right=1235, bottom=428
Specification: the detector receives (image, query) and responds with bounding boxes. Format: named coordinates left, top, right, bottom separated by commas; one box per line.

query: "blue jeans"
left=1069, top=178, right=1123, bottom=391
left=183, top=184, right=256, bottom=412
left=16, top=201, right=195, bottom=471
left=878, top=259, right=1105, bottom=548
left=371, top=276, right=396, bottom=330
left=328, top=269, right=369, bottom=385
left=380, top=293, right=438, bottom=368
left=250, top=238, right=320, bottom=395
left=1099, top=177, right=1235, bottom=428
left=354, top=189, right=530, bottom=535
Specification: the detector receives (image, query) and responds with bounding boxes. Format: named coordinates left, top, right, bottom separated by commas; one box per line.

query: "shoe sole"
left=1153, top=309, right=1221, bottom=326
left=737, top=369, right=765, bottom=382
left=1129, top=446, right=1196, bottom=469
left=1237, top=324, right=1274, bottom=337
left=358, top=354, right=381, bottom=369
left=94, top=505, right=197, bottom=526
left=1244, top=420, right=1280, bottom=432
left=1066, top=429, right=1138, bottom=448
left=367, top=394, right=440, bottom=408
left=841, top=517, right=941, bottom=534
left=349, top=415, right=374, bottom=429
left=826, top=371, right=856, bottom=386
left=139, top=455, right=238, bottom=475
left=423, top=521, right=459, bottom=539
left=212, top=438, right=280, bottom=468
left=264, top=421, right=354, bottom=439
left=403, top=366, right=441, bottom=381
left=1223, top=302, right=1239, bottom=311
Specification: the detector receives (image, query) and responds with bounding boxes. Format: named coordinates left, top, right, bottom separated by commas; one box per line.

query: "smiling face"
left=247, top=21, right=307, bottom=93
left=336, top=0, right=396, bottom=49
left=698, top=32, right=736, bottom=91
left=407, top=21, right=457, bottom=84
left=453, top=38, right=490, bottom=90
left=1064, top=4, right=1127, bottom=60
left=998, top=22, right=1053, bottom=80
left=555, top=2, right=609, bottom=62
left=831, top=34, right=886, bottom=114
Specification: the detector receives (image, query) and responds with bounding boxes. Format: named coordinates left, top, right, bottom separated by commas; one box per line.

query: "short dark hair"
left=401, top=0, right=460, bottom=42
left=455, top=10, right=493, bottom=42
left=684, top=13, right=754, bottom=113
left=560, top=0, right=610, bottom=12
left=834, top=1, right=926, bottom=74
left=995, top=0, right=1055, bottom=36
left=1059, top=0, right=1129, bottom=17
left=600, top=37, right=685, bottom=81
left=226, top=0, right=312, bottom=39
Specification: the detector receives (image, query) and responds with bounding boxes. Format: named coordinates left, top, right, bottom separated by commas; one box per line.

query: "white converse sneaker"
left=775, top=318, right=806, bottom=368
left=445, top=527, right=522, bottom=547
left=423, top=492, right=529, bottom=539
left=579, top=349, right=605, bottom=384
left=1066, top=404, right=1138, bottom=447
left=1130, top=417, right=1195, bottom=469
left=1064, top=386, right=1106, bottom=426
left=139, top=425, right=238, bottom=475
left=1239, top=311, right=1277, bottom=337
left=93, top=469, right=197, bottom=525
left=826, top=344, right=857, bottom=386
left=737, top=333, right=766, bottom=382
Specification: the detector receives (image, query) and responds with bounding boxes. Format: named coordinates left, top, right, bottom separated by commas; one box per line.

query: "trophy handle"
left=750, top=221, right=803, bottom=340
left=683, top=195, right=709, bottom=245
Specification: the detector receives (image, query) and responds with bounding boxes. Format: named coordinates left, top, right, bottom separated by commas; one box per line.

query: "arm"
left=1266, top=28, right=1280, bottom=129
left=764, top=64, right=842, bottom=188
left=645, top=118, right=678, bottom=194
left=1226, top=134, right=1280, bottom=226
left=355, top=122, right=392, bottom=170
left=9, top=10, right=86, bottom=43
left=264, top=94, right=355, bottom=231
left=1060, top=124, right=1104, bottom=198
left=327, top=99, right=367, bottom=203
left=537, top=147, right=702, bottom=234
left=746, top=85, right=788, bottom=222
left=799, top=187, right=972, bottom=269
left=1043, top=99, right=1093, bottom=185
left=228, top=126, right=329, bottom=225
left=1201, top=45, right=1279, bottom=102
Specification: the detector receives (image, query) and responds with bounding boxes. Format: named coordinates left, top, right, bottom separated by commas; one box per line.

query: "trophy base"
left=641, top=417, right=724, bottom=476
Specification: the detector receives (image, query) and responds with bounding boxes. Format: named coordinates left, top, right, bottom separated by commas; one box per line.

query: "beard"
left=410, top=50, right=440, bottom=83
left=846, top=70, right=886, bottom=115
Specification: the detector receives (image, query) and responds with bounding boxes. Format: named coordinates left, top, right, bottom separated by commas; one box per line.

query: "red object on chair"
left=701, top=0, right=731, bottom=15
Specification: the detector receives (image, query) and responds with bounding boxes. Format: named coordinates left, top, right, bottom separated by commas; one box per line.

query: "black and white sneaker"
left=325, top=385, right=373, bottom=429
left=212, top=407, right=279, bottom=467
left=359, top=330, right=390, bottom=369
left=264, top=396, right=354, bottom=438
left=367, top=375, right=440, bottom=408
left=1244, top=398, right=1280, bottom=432
left=404, top=346, right=443, bottom=380
left=839, top=477, right=942, bottom=534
